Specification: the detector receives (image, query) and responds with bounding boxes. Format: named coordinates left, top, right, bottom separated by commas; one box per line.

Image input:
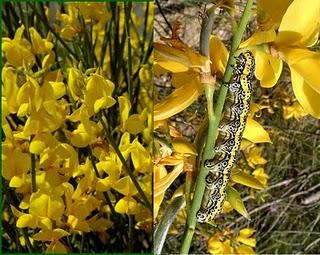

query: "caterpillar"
left=196, top=51, right=255, bottom=223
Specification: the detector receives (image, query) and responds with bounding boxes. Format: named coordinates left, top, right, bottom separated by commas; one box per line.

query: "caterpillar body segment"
left=196, top=51, right=255, bottom=223
left=197, top=176, right=228, bottom=223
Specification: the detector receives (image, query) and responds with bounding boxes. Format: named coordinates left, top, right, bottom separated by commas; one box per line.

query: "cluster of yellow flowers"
left=154, top=0, right=319, bottom=253
left=208, top=228, right=256, bottom=254
left=2, top=2, right=152, bottom=253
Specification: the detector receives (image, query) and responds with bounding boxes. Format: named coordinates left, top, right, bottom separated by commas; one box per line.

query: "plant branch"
left=124, top=2, right=133, bottom=102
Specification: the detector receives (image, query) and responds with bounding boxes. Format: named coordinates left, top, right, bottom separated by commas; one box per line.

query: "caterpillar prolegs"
left=196, top=51, right=255, bottom=223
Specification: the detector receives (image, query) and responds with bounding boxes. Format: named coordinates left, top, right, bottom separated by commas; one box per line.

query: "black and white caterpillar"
left=196, top=51, right=255, bottom=223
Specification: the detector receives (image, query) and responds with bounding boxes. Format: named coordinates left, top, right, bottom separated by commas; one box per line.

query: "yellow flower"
left=66, top=107, right=101, bottom=148
left=113, top=176, right=145, bottom=215
left=56, top=5, right=82, bottom=40
left=119, top=94, right=148, bottom=134
left=208, top=228, right=257, bottom=254
left=246, top=146, right=267, bottom=168
left=84, top=73, right=116, bottom=116
left=67, top=68, right=85, bottom=101
left=208, top=238, right=233, bottom=254
left=71, top=3, right=110, bottom=24
left=240, top=0, right=320, bottom=118
left=29, top=191, right=65, bottom=221
left=13, top=75, right=67, bottom=136
left=236, top=228, right=256, bottom=248
left=153, top=160, right=184, bottom=218
left=29, top=27, right=53, bottom=55
left=252, top=167, right=269, bottom=188
left=2, top=25, right=35, bottom=67
left=130, top=138, right=152, bottom=173
left=283, top=101, right=308, bottom=120
left=11, top=189, right=65, bottom=231
left=154, top=22, right=210, bottom=121
left=33, top=228, right=69, bottom=253
left=2, top=67, right=20, bottom=113
left=2, top=139, right=30, bottom=181
left=242, top=104, right=272, bottom=143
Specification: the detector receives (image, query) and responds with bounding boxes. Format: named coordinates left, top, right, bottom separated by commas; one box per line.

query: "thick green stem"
left=199, top=6, right=216, bottom=57
left=180, top=1, right=253, bottom=253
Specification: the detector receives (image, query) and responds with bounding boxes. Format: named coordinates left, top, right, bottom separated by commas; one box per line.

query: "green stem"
left=22, top=228, right=33, bottom=253
left=185, top=171, right=193, bottom=213
left=141, top=2, right=149, bottom=55
left=124, top=2, right=133, bottom=103
left=99, top=112, right=152, bottom=212
left=199, top=6, right=216, bottom=57
left=31, top=152, right=36, bottom=193
left=80, top=233, right=85, bottom=252
left=154, top=196, right=185, bottom=255
left=128, top=215, right=134, bottom=252
left=87, top=147, right=117, bottom=216
left=180, top=1, right=253, bottom=253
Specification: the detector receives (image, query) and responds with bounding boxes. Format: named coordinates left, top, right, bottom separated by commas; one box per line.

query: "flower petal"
left=113, top=176, right=138, bottom=197
left=243, top=118, right=271, bottom=143
left=154, top=76, right=203, bottom=121
left=172, top=137, right=197, bottom=155
left=255, top=50, right=283, bottom=88
left=209, top=35, right=229, bottom=76
left=240, top=29, right=276, bottom=48
left=154, top=163, right=183, bottom=197
left=276, top=0, right=320, bottom=47
left=231, top=171, right=265, bottom=190
left=256, top=0, right=293, bottom=29
left=226, top=186, right=250, bottom=219
left=284, top=49, right=320, bottom=95
left=289, top=64, right=320, bottom=118
left=115, top=196, right=139, bottom=215
left=235, top=245, right=255, bottom=254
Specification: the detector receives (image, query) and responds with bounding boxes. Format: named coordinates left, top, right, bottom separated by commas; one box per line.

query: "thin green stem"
left=180, top=0, right=253, bottom=253
left=155, top=0, right=172, bottom=31
left=128, top=215, right=134, bottom=252
left=80, top=233, right=85, bottom=253
left=31, top=152, right=36, bottom=193
left=124, top=2, right=133, bottom=102
left=141, top=2, right=149, bottom=55
left=185, top=171, right=193, bottom=213
left=22, top=229, right=33, bottom=253
left=99, top=111, right=152, bottom=212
